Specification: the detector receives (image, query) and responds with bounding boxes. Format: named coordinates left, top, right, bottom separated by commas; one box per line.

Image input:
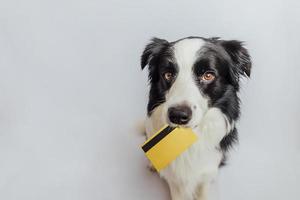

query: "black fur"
left=141, top=36, right=251, bottom=161
left=141, top=38, right=175, bottom=115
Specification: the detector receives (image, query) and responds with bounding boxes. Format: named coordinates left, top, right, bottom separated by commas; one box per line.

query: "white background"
left=0, top=0, right=300, bottom=199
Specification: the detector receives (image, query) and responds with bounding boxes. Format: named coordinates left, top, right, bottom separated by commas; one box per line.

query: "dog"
left=141, top=36, right=251, bottom=200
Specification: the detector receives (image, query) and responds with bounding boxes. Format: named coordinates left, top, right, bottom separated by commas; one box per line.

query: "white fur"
left=145, top=39, right=230, bottom=200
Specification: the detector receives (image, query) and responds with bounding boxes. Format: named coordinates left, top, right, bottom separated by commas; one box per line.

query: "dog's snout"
left=168, top=105, right=192, bottom=125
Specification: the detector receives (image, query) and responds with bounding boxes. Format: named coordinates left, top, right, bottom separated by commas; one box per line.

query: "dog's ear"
left=141, top=37, right=169, bottom=70
left=221, top=40, right=252, bottom=78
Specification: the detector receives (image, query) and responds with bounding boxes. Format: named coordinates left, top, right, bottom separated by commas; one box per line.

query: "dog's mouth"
left=166, top=120, right=198, bottom=129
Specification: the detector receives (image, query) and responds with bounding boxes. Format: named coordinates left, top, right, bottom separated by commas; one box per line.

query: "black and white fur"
left=141, top=36, right=251, bottom=200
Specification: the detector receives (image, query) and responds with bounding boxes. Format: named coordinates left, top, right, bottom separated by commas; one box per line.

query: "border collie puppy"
left=141, top=36, right=251, bottom=200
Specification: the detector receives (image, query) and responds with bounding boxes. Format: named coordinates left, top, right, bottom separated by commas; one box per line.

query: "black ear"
left=141, top=37, right=169, bottom=70
left=221, top=40, right=252, bottom=77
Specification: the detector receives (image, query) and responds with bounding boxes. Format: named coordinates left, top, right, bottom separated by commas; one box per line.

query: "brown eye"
left=164, top=72, right=173, bottom=81
left=200, top=72, right=215, bottom=82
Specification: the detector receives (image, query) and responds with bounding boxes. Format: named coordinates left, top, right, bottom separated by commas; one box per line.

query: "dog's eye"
left=163, top=72, right=174, bottom=82
left=200, top=72, right=215, bottom=82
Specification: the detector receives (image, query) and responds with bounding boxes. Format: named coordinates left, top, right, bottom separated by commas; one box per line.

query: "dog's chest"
left=158, top=139, right=222, bottom=185
left=145, top=115, right=224, bottom=185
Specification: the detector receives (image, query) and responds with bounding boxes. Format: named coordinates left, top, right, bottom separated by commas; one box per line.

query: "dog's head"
left=141, top=37, right=251, bottom=128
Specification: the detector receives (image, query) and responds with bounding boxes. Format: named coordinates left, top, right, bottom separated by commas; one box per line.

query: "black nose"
left=168, top=105, right=192, bottom=125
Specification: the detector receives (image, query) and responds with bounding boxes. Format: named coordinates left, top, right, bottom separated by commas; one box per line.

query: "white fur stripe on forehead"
left=172, top=38, right=205, bottom=70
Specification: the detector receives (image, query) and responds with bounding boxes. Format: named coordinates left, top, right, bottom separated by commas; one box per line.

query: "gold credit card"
left=141, top=125, right=198, bottom=171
